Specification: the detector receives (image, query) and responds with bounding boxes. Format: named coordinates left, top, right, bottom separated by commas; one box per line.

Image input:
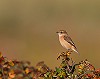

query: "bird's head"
left=56, top=30, right=68, bottom=36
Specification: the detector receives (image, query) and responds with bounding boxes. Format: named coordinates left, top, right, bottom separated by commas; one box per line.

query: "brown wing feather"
left=64, top=35, right=77, bottom=48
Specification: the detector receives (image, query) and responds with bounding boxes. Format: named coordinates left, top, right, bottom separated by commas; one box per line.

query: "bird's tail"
left=72, top=47, right=79, bottom=54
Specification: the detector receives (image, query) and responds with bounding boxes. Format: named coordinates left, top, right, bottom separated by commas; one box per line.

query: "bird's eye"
left=61, top=32, right=62, bottom=33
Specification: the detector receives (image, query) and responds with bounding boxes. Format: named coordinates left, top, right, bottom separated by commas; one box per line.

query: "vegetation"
left=0, top=51, right=100, bottom=79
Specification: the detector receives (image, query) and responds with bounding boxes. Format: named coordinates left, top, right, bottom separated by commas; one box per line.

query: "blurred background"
left=0, top=0, right=100, bottom=69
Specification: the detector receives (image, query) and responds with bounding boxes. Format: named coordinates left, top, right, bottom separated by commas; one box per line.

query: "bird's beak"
left=56, top=31, right=59, bottom=33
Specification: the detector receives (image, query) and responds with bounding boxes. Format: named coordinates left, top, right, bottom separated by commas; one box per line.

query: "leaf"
left=8, top=70, right=15, bottom=78
left=8, top=60, right=14, bottom=66
left=0, top=52, right=2, bottom=58
left=55, top=68, right=61, bottom=73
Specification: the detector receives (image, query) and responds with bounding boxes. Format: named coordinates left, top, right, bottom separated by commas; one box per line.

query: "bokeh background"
left=0, top=0, right=100, bottom=69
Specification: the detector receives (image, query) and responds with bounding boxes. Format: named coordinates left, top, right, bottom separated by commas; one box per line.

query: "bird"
left=56, top=30, right=78, bottom=54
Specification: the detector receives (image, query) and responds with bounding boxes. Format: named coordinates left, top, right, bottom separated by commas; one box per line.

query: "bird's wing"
left=64, top=35, right=77, bottom=48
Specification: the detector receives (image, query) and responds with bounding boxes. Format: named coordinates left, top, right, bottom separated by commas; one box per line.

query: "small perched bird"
left=56, top=30, right=78, bottom=53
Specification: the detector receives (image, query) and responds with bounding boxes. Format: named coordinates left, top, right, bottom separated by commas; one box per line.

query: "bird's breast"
left=59, top=36, right=71, bottom=49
